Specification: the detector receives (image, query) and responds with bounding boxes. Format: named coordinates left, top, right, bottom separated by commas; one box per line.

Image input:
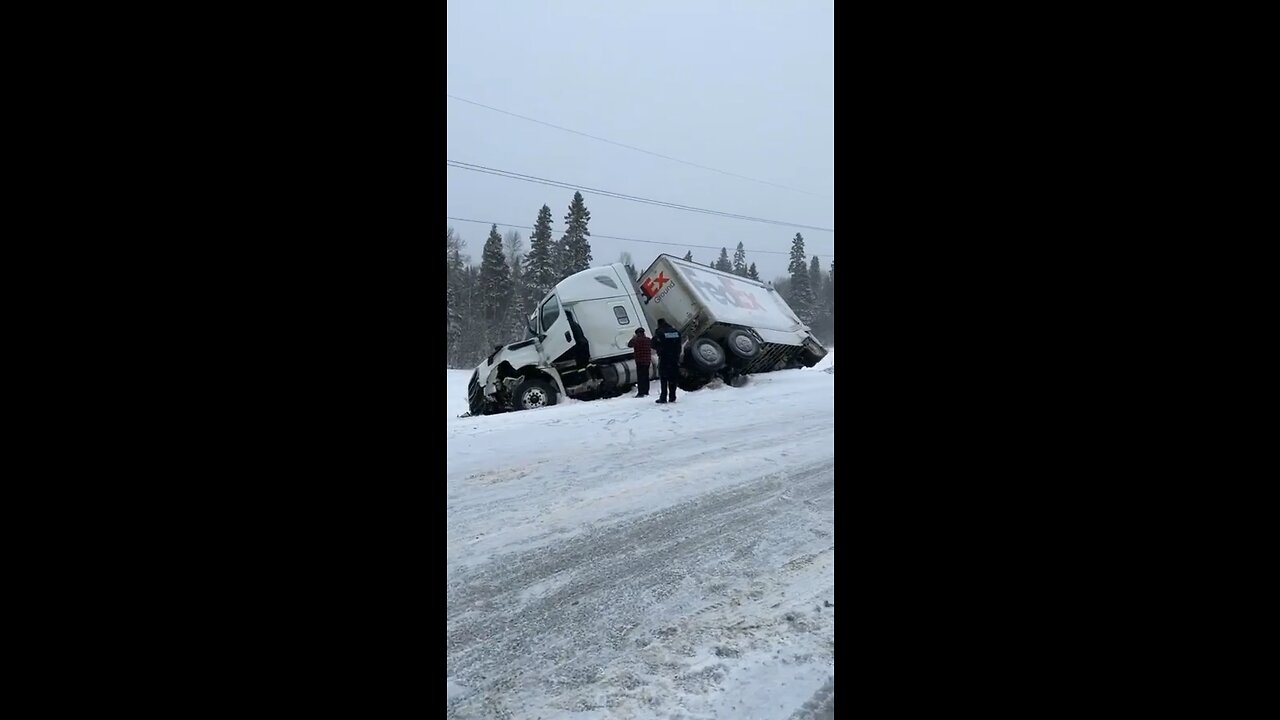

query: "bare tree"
left=503, top=230, right=524, bottom=270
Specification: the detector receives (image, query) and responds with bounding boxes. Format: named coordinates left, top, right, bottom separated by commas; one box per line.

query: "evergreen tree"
left=523, top=205, right=557, bottom=314
left=459, top=265, right=486, bottom=364
left=747, top=262, right=760, bottom=281
left=825, top=259, right=835, bottom=314
left=787, top=233, right=816, bottom=324
left=732, top=242, right=748, bottom=276
left=824, top=259, right=835, bottom=340
left=507, top=263, right=526, bottom=335
left=446, top=227, right=469, bottom=367
left=558, top=191, right=592, bottom=278
left=479, top=225, right=510, bottom=332
left=504, top=234, right=528, bottom=342
left=787, top=235, right=807, bottom=274
left=808, top=255, right=830, bottom=342
left=715, top=247, right=732, bottom=272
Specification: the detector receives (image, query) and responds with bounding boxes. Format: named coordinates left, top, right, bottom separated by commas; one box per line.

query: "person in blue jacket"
left=651, top=318, right=683, bottom=404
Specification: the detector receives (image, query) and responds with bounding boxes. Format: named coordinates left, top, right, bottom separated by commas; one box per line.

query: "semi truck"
left=466, top=253, right=827, bottom=416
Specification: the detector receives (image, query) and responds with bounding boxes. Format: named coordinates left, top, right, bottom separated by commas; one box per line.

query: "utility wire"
left=445, top=215, right=834, bottom=259
left=447, top=93, right=832, bottom=200
left=447, top=160, right=835, bottom=233
left=448, top=160, right=801, bottom=227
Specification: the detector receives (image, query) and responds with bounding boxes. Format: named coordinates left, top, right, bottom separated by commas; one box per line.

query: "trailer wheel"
left=724, top=329, right=762, bottom=361
left=799, top=346, right=827, bottom=368
left=513, top=377, right=558, bottom=410
left=686, top=337, right=726, bottom=373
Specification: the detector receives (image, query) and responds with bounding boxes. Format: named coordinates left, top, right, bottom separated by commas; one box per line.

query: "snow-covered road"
left=447, top=355, right=835, bottom=719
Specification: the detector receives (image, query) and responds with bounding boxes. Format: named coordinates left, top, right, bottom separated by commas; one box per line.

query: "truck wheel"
left=725, top=329, right=761, bottom=361
left=687, top=337, right=726, bottom=373
left=514, top=377, right=558, bottom=410
left=799, top=346, right=827, bottom=368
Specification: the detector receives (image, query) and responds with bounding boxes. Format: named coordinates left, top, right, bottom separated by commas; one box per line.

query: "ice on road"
left=447, top=358, right=834, bottom=719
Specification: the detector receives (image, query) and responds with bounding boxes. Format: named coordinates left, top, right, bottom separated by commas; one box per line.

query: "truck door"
left=537, top=293, right=577, bottom=366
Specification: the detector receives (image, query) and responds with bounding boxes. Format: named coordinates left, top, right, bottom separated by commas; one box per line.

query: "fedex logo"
left=640, top=271, right=670, bottom=304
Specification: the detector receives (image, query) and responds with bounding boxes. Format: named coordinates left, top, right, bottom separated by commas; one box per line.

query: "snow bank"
left=446, top=369, right=471, bottom=419
left=809, top=348, right=835, bottom=374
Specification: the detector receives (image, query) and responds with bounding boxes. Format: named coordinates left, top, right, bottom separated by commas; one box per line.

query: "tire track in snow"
left=446, top=457, right=834, bottom=719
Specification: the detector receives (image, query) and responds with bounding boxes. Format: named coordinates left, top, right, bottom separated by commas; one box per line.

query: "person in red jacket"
left=626, top=327, right=653, bottom=398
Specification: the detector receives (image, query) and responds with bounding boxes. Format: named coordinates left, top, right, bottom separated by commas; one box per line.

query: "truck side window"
left=540, top=294, right=560, bottom=331
left=613, top=306, right=630, bottom=325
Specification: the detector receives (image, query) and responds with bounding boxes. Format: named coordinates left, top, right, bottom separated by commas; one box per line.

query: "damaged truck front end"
left=466, top=340, right=566, bottom=416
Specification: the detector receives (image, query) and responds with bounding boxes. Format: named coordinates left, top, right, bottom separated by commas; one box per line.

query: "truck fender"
left=485, top=363, right=568, bottom=400
left=543, top=366, right=568, bottom=398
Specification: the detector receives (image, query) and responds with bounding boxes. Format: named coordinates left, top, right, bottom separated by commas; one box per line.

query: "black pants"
left=659, top=376, right=677, bottom=401
left=636, top=365, right=650, bottom=396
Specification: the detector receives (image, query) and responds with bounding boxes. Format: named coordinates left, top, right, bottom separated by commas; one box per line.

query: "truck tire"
left=686, top=337, right=726, bottom=373
left=724, top=329, right=761, bottom=362
left=514, top=377, right=558, bottom=410
left=799, top=346, right=827, bottom=368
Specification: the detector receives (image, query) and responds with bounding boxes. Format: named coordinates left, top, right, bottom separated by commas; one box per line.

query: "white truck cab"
left=467, top=264, right=656, bottom=414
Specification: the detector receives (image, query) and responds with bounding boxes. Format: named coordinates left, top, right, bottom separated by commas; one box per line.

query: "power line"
left=445, top=215, right=834, bottom=259
left=447, top=93, right=832, bottom=200
left=446, top=160, right=835, bottom=233
left=448, top=160, right=814, bottom=228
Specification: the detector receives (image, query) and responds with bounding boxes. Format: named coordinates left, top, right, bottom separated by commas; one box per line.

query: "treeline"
left=447, top=193, right=834, bottom=368
left=771, top=233, right=834, bottom=348
left=446, top=191, right=592, bottom=368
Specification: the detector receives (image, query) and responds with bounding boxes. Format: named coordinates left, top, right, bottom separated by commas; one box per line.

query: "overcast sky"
left=446, top=1, right=834, bottom=283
